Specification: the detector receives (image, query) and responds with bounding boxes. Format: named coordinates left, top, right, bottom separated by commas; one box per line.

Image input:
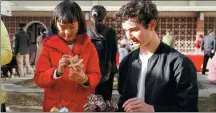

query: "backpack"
left=88, top=26, right=109, bottom=57
left=90, top=31, right=106, bottom=53
left=88, top=27, right=112, bottom=82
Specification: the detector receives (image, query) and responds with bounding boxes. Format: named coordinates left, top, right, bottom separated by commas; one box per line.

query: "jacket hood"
left=43, top=34, right=91, bottom=55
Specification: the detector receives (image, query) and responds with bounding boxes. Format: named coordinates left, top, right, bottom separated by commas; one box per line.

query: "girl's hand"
left=68, top=55, right=87, bottom=83
left=69, top=66, right=87, bottom=83
left=57, top=54, right=70, bottom=74
left=68, top=55, right=84, bottom=69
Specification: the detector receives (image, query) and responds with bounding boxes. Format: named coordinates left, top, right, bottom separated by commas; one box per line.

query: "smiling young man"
left=115, top=0, right=198, bottom=112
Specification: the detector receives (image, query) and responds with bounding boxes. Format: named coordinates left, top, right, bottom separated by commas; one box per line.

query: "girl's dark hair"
left=51, top=0, right=86, bottom=35
left=40, top=28, right=46, bottom=39
left=91, top=5, right=107, bottom=23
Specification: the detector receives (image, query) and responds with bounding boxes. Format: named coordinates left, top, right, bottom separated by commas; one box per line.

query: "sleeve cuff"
left=53, top=69, right=62, bottom=79
left=150, top=105, right=155, bottom=112
left=80, top=76, right=91, bottom=88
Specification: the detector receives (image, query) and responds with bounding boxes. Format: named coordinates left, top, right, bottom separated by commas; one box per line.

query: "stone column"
left=196, top=12, right=205, bottom=40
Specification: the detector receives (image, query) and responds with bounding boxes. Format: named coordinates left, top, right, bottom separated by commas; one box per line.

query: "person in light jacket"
left=1, top=20, right=13, bottom=112
left=208, top=55, right=216, bottom=83
left=162, top=29, right=175, bottom=48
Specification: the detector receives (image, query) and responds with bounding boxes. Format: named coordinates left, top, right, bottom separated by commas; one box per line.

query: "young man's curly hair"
left=114, top=0, right=158, bottom=29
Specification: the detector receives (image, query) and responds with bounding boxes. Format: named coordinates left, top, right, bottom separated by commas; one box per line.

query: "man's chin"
left=132, top=42, right=141, bottom=46
left=130, top=43, right=141, bottom=50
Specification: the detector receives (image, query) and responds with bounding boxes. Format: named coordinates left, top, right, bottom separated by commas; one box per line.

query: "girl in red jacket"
left=34, top=0, right=101, bottom=112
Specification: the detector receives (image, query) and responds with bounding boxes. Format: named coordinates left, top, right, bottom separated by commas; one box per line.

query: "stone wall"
left=2, top=15, right=198, bottom=53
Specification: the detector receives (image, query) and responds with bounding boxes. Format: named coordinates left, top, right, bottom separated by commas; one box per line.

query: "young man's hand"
left=123, top=98, right=154, bottom=112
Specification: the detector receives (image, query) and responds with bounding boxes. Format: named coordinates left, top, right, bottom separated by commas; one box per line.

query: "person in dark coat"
left=114, top=0, right=198, bottom=112
left=88, top=5, right=118, bottom=101
left=201, top=29, right=216, bottom=75
left=14, top=23, right=32, bottom=76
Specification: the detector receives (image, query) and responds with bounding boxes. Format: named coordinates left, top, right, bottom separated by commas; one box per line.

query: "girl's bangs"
left=57, top=12, right=77, bottom=24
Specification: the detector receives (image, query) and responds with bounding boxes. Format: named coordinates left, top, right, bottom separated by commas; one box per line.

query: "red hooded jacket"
left=34, top=34, right=101, bottom=112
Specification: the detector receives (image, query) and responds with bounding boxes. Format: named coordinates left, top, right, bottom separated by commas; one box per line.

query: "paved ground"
left=1, top=74, right=43, bottom=93
left=1, top=72, right=216, bottom=112
left=197, top=73, right=216, bottom=97
left=2, top=72, right=216, bottom=95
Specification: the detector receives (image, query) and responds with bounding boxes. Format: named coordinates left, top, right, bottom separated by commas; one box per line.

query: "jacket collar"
left=44, top=34, right=91, bottom=56
left=18, top=28, right=24, bottom=31
left=150, top=41, right=167, bottom=59
left=134, top=41, right=168, bottom=60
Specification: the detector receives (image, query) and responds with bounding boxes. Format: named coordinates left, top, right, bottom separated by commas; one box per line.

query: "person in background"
left=46, top=28, right=53, bottom=37
left=14, top=23, right=32, bottom=76
left=1, top=20, right=13, bottom=112
left=89, top=5, right=118, bottom=101
left=34, top=0, right=101, bottom=111
left=115, top=0, right=198, bottom=112
left=119, top=37, right=131, bottom=52
left=35, top=28, right=47, bottom=63
left=195, top=34, right=203, bottom=52
left=118, top=44, right=129, bottom=63
left=201, top=29, right=216, bottom=75
left=162, top=29, right=175, bottom=48
left=118, top=37, right=130, bottom=63
left=208, top=55, right=216, bottom=84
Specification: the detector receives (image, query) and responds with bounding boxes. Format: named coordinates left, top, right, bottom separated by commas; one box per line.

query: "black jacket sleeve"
left=117, top=56, right=128, bottom=112
left=108, top=29, right=118, bottom=74
left=154, top=56, right=198, bottom=112
left=117, top=57, right=127, bottom=96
